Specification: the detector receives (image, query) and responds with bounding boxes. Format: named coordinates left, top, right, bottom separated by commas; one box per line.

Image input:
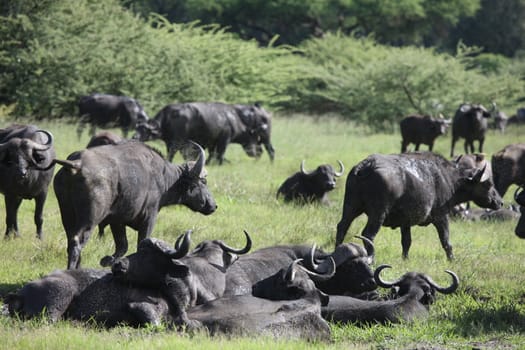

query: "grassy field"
left=0, top=114, right=524, bottom=349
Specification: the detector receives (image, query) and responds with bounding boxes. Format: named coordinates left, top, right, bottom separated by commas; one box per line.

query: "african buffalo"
left=132, top=102, right=274, bottom=164
left=450, top=103, right=491, bottom=157
left=86, top=130, right=123, bottom=148
left=4, top=268, right=108, bottom=322
left=77, top=93, right=149, bottom=139
left=514, top=187, right=525, bottom=239
left=0, top=125, right=55, bottom=239
left=321, top=264, right=459, bottom=324
left=399, top=114, right=450, bottom=153
left=53, top=141, right=216, bottom=269
left=491, top=143, right=525, bottom=197
left=187, top=259, right=333, bottom=340
left=335, top=151, right=503, bottom=260
left=223, top=237, right=376, bottom=298
left=111, top=230, right=251, bottom=328
left=276, top=160, right=344, bottom=205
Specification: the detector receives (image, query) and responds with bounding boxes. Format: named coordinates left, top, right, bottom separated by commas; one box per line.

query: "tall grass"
left=0, top=115, right=524, bottom=349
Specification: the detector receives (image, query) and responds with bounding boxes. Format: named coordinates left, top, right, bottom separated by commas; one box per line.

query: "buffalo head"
left=236, top=103, right=274, bottom=161
left=301, top=160, right=344, bottom=192
left=132, top=119, right=161, bottom=142
left=374, top=265, right=459, bottom=306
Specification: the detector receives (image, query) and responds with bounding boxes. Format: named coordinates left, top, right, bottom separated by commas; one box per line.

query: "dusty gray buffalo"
left=53, top=141, right=216, bottom=269
left=513, top=187, right=525, bottom=239
left=276, top=160, right=344, bottom=204
left=111, top=230, right=251, bottom=328
left=491, top=143, right=525, bottom=197
left=77, top=93, right=149, bottom=139
left=132, top=102, right=274, bottom=164
left=187, top=259, right=333, bottom=340
left=223, top=237, right=377, bottom=298
left=321, top=264, right=459, bottom=324
left=0, top=125, right=55, bottom=239
left=399, top=114, right=450, bottom=153
left=450, top=103, right=491, bottom=157
left=335, top=151, right=503, bottom=260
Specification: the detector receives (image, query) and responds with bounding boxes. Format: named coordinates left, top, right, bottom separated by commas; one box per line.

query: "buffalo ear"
left=168, top=260, right=190, bottom=278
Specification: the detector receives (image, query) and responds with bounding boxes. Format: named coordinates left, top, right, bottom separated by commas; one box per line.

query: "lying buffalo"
left=491, top=143, right=525, bottom=197
left=111, top=230, right=251, bottom=328
left=187, top=259, right=333, bottom=341
left=77, top=93, right=149, bottom=139
left=0, top=125, right=56, bottom=239
left=336, top=151, right=503, bottom=260
left=53, top=141, right=216, bottom=269
left=321, top=265, right=459, bottom=324
left=400, top=114, right=450, bottom=153
left=223, top=237, right=376, bottom=298
left=132, top=102, right=274, bottom=164
left=277, top=160, right=344, bottom=204
left=450, top=103, right=491, bottom=157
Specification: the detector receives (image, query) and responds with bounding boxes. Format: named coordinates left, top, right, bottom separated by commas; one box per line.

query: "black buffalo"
left=111, top=230, right=251, bottom=328
left=53, top=141, right=216, bottom=269
left=77, top=93, right=149, bottom=139
left=400, top=114, right=450, bottom=153
left=276, top=160, right=344, bottom=204
left=223, top=238, right=376, bottom=298
left=133, top=102, right=274, bottom=164
left=187, top=259, right=333, bottom=340
left=0, top=125, right=55, bottom=239
left=491, top=143, right=525, bottom=197
left=321, top=264, right=459, bottom=324
left=514, top=187, right=525, bottom=239
left=336, top=151, right=503, bottom=260
left=450, top=103, right=491, bottom=157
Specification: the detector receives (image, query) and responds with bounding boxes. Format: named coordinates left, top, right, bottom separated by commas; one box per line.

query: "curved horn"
left=424, top=270, right=459, bottom=294
left=355, top=236, right=375, bottom=258
left=334, top=160, right=345, bottom=177
left=284, top=258, right=303, bottom=282
left=514, top=186, right=525, bottom=206
left=189, top=141, right=206, bottom=178
left=35, top=129, right=53, bottom=147
left=218, top=230, right=252, bottom=254
left=374, top=264, right=404, bottom=288
left=168, top=230, right=192, bottom=259
left=300, top=160, right=312, bottom=175
left=299, top=256, right=336, bottom=282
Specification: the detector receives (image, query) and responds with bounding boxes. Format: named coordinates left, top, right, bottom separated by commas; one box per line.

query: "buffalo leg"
left=401, top=140, right=409, bottom=153
left=400, top=225, right=412, bottom=259
left=433, top=217, right=453, bottom=260
left=360, top=216, right=384, bottom=254
left=100, top=224, right=128, bottom=267
left=264, top=141, right=275, bottom=161
left=335, top=205, right=364, bottom=247
left=4, top=195, right=22, bottom=238
left=215, top=138, right=230, bottom=165
left=450, top=136, right=458, bottom=157
left=415, top=143, right=420, bottom=151
left=34, top=192, right=47, bottom=239
left=478, top=138, right=484, bottom=153
left=428, top=142, right=434, bottom=152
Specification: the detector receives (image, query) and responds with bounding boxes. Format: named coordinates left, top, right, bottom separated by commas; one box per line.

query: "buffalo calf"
left=400, top=114, right=450, bottom=153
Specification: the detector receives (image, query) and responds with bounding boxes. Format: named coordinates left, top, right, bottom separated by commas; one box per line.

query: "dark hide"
left=450, top=103, right=491, bottom=157
left=86, top=131, right=123, bottom=148
left=491, top=143, right=525, bottom=197
left=335, top=152, right=503, bottom=260
left=400, top=114, right=450, bottom=153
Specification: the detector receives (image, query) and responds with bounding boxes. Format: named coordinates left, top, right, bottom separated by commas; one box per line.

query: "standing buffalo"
left=450, top=103, right=491, bottom=157
left=399, top=114, right=450, bottom=153
left=111, top=230, right=252, bottom=328
left=53, top=141, right=216, bottom=269
left=0, top=125, right=55, bottom=239
left=322, top=265, right=459, bottom=324
left=223, top=238, right=376, bottom=298
left=77, top=93, right=149, bottom=139
left=132, top=102, right=274, bottom=164
left=335, top=151, right=503, bottom=260
left=514, top=187, right=525, bottom=239
left=276, top=160, right=344, bottom=204
left=491, top=143, right=525, bottom=197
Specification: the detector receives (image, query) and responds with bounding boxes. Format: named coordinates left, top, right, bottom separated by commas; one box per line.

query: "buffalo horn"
left=284, top=258, right=303, bottom=282
left=514, top=186, right=525, bottom=206
left=189, top=141, right=206, bottom=178
left=424, top=270, right=459, bottom=295
left=334, top=160, right=345, bottom=177
left=35, top=129, right=53, bottom=148
left=218, top=230, right=252, bottom=254
left=354, top=235, right=375, bottom=260
left=168, top=230, right=192, bottom=259
left=374, top=264, right=404, bottom=288
left=300, top=255, right=336, bottom=282
left=300, top=160, right=312, bottom=175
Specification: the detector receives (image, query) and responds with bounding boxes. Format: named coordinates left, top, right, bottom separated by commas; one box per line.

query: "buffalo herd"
left=1, top=97, right=524, bottom=341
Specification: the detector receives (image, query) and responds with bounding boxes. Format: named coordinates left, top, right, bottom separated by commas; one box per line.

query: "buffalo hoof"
left=100, top=255, right=115, bottom=267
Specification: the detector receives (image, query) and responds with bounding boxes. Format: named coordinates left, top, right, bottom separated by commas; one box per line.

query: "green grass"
left=0, top=115, right=524, bottom=349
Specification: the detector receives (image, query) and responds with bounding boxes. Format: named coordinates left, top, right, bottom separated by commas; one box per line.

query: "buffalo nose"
left=362, top=277, right=377, bottom=290
left=111, top=260, right=128, bottom=275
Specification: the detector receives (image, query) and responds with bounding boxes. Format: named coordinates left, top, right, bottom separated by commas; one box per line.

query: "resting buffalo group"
left=2, top=96, right=525, bottom=341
